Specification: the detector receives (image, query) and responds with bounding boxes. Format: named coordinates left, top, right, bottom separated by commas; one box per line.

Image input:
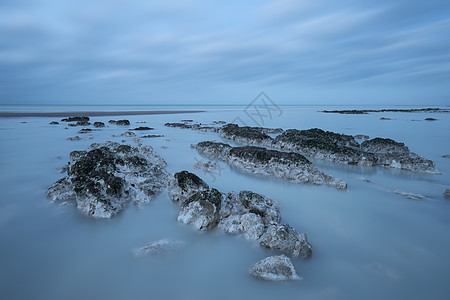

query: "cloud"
left=0, top=0, right=449, bottom=104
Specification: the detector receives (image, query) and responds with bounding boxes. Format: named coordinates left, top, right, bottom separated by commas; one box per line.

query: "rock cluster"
left=219, top=125, right=439, bottom=174
left=192, top=141, right=347, bottom=189
left=168, top=171, right=312, bottom=259
left=47, top=142, right=168, bottom=218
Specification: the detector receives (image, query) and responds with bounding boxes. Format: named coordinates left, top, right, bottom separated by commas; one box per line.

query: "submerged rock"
left=121, top=131, right=136, bottom=137
left=109, top=119, right=130, bottom=125
left=444, top=189, right=450, bottom=198
left=47, top=142, right=168, bottom=218
left=192, top=141, right=347, bottom=190
left=193, top=160, right=217, bottom=173
left=61, top=116, right=90, bottom=122
left=133, top=239, right=185, bottom=258
left=442, top=154, right=450, bottom=158
left=250, top=255, right=300, bottom=281
left=76, top=121, right=91, bottom=126
left=78, top=128, right=92, bottom=134
left=394, top=190, right=424, bottom=200
left=168, top=171, right=312, bottom=258
left=67, top=136, right=81, bottom=141
left=142, top=134, right=164, bottom=138
left=93, top=122, right=105, bottom=128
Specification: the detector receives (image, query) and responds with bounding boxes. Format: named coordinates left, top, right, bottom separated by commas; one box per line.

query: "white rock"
left=250, top=255, right=300, bottom=281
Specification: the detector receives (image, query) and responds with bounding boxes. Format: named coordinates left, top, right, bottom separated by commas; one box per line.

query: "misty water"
left=1, top=105, right=450, bottom=300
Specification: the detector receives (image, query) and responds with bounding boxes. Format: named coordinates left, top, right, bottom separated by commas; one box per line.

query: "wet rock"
left=425, top=118, right=437, bottom=121
left=354, top=134, right=369, bottom=140
left=50, top=121, right=59, bottom=125
left=78, top=128, right=92, bottom=134
left=250, top=255, right=300, bottom=281
left=192, top=141, right=347, bottom=190
left=444, top=189, right=450, bottom=198
left=121, top=131, right=136, bottom=137
left=132, top=126, right=154, bottom=130
left=109, top=119, right=130, bottom=125
left=133, top=239, right=185, bottom=258
left=76, top=121, right=91, bottom=126
left=219, top=124, right=273, bottom=145
left=219, top=213, right=266, bottom=240
left=394, top=190, right=424, bottom=200
left=259, top=224, right=312, bottom=259
left=93, top=122, right=105, bottom=128
left=67, top=136, right=81, bottom=141
left=61, top=116, right=90, bottom=122
left=177, top=189, right=223, bottom=230
left=168, top=171, right=210, bottom=204
left=142, top=135, right=164, bottom=138
left=47, top=142, right=168, bottom=218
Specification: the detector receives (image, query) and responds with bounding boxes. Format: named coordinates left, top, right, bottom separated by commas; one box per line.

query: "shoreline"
left=0, top=110, right=205, bottom=118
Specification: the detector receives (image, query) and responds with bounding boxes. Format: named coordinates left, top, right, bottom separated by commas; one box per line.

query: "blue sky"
left=0, top=0, right=449, bottom=105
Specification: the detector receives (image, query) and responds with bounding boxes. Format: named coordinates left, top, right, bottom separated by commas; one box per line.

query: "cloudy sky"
left=1, top=0, right=449, bottom=105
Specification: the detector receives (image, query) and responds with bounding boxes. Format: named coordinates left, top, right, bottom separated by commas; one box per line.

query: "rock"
left=259, top=224, right=312, bottom=259
left=425, top=118, right=437, bottom=121
left=250, top=255, right=300, bottom=281
left=219, top=213, right=265, bottom=240
left=192, top=141, right=347, bottom=190
left=194, top=160, right=217, bottom=173
left=212, top=120, right=226, bottom=124
left=109, top=119, right=130, bottom=125
left=133, top=239, right=185, bottom=258
left=67, top=136, right=81, bottom=141
left=142, top=135, right=164, bottom=138
left=177, top=189, right=223, bottom=230
left=236, top=191, right=281, bottom=226
left=361, top=138, right=438, bottom=173
left=394, top=190, right=424, bottom=200
left=76, top=121, right=91, bottom=126
left=93, top=122, right=105, bottom=128
left=50, top=121, right=59, bottom=125
left=380, top=117, right=392, bottom=120
left=61, top=116, right=90, bottom=122
left=68, top=123, right=77, bottom=127
left=442, top=154, right=450, bottom=158
left=121, top=131, right=136, bottom=137
left=444, top=189, right=450, bottom=198
left=168, top=171, right=210, bottom=204
left=164, top=122, right=220, bottom=132
left=132, top=126, right=154, bottom=130
left=78, top=128, right=92, bottom=134
left=47, top=142, right=168, bottom=218
left=354, top=134, right=369, bottom=140
left=219, top=124, right=273, bottom=146
left=181, top=119, right=194, bottom=123
left=357, top=177, right=372, bottom=183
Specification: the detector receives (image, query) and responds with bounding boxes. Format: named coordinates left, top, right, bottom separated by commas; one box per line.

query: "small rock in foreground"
left=250, top=255, right=300, bottom=281
left=133, top=239, right=185, bottom=258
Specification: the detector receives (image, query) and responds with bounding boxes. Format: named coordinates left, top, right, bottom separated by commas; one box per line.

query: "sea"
left=0, top=104, right=449, bottom=300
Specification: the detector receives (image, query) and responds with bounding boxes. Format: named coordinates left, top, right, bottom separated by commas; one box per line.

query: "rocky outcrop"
left=249, top=255, right=300, bottom=281
left=218, top=125, right=439, bottom=174
left=61, top=116, right=90, bottom=122
left=133, top=239, right=185, bottom=258
left=109, top=119, right=130, bottom=125
left=168, top=171, right=312, bottom=258
left=93, top=122, right=105, bottom=128
left=192, top=141, right=347, bottom=189
left=47, top=142, right=168, bottom=218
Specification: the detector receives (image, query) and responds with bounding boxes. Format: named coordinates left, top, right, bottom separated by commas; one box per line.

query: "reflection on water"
left=0, top=106, right=449, bottom=300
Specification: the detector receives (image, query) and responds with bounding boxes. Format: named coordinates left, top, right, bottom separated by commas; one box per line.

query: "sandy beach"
left=0, top=110, right=205, bottom=118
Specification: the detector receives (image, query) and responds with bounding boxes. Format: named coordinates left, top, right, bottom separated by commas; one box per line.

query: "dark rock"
left=109, top=119, right=130, bottom=125
left=425, top=118, right=437, bottom=121
left=93, top=122, right=105, bottom=128
left=67, top=136, right=81, bottom=141
left=61, top=116, right=90, bottom=122
left=47, top=142, right=168, bottom=218
left=78, top=128, right=92, bottom=134
left=380, top=117, right=392, bottom=120
left=141, top=135, right=164, bottom=138
left=444, top=189, right=450, bottom=198
left=76, top=121, right=91, bottom=126
left=50, top=121, right=59, bottom=125
left=132, top=126, right=154, bottom=130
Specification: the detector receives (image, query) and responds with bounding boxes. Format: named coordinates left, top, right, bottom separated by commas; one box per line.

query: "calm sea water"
left=0, top=105, right=449, bottom=300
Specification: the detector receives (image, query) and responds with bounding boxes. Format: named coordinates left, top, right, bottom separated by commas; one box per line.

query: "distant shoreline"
left=0, top=110, right=205, bottom=118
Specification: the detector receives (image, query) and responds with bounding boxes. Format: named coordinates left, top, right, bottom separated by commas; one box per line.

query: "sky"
left=0, top=0, right=449, bottom=105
